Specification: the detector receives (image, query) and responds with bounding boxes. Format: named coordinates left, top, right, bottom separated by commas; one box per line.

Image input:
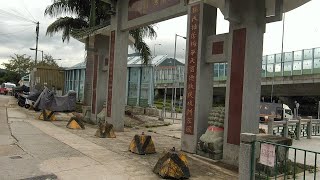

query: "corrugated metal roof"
left=65, top=54, right=170, bottom=70
left=127, top=55, right=168, bottom=67
left=65, top=61, right=86, bottom=70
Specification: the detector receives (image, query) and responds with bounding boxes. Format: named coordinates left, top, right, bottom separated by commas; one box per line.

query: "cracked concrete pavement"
left=0, top=95, right=238, bottom=180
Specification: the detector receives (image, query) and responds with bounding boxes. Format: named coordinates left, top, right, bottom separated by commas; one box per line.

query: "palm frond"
left=45, top=0, right=91, bottom=18
left=46, top=17, right=88, bottom=42
left=140, top=25, right=157, bottom=39
left=45, top=0, right=75, bottom=17
left=136, top=41, right=152, bottom=64
left=129, top=25, right=157, bottom=64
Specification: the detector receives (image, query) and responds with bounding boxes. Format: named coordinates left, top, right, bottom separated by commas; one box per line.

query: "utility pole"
left=35, top=22, right=39, bottom=65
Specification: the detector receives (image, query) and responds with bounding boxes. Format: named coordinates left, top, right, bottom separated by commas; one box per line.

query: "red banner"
left=128, top=0, right=180, bottom=20
left=91, top=54, right=98, bottom=114
left=227, top=28, right=247, bottom=145
left=184, top=4, right=200, bottom=135
left=107, top=31, right=115, bottom=117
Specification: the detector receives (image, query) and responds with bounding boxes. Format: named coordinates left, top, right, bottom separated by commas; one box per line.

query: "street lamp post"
left=154, top=43, right=161, bottom=57
left=30, top=48, right=44, bottom=62
left=171, top=34, right=186, bottom=121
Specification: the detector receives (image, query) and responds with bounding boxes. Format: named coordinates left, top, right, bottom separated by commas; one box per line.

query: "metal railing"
left=252, top=140, right=320, bottom=179
left=267, top=118, right=320, bottom=139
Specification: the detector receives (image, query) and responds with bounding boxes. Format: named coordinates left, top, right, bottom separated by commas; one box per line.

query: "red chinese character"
left=191, top=15, right=198, bottom=23
left=187, top=100, right=194, bottom=107
left=191, top=24, right=198, bottom=31
left=188, top=83, right=195, bottom=90
left=191, top=32, right=197, bottom=39
left=186, top=108, right=193, bottom=116
left=192, top=6, right=199, bottom=14
left=189, top=74, right=195, bottom=82
left=185, top=126, right=193, bottom=134
left=186, top=118, right=193, bottom=124
left=189, top=65, right=196, bottom=73
left=191, top=41, right=197, bottom=48
left=187, top=91, right=194, bottom=99
left=190, top=49, right=196, bottom=56
left=189, top=57, right=196, bottom=64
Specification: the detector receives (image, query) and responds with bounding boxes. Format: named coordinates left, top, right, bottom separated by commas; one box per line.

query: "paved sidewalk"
left=1, top=95, right=238, bottom=179
left=26, top=112, right=237, bottom=179
left=20, top=111, right=237, bottom=179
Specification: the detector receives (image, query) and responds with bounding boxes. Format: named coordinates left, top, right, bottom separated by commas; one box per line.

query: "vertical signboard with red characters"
left=107, top=31, right=115, bottom=117
left=184, top=4, right=200, bottom=135
left=91, top=54, right=98, bottom=114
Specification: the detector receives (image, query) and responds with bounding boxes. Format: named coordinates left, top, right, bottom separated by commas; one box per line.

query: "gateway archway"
left=84, top=0, right=310, bottom=165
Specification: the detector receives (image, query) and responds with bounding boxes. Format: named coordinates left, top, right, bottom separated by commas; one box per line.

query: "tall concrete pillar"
left=106, top=1, right=129, bottom=131
left=84, top=36, right=95, bottom=106
left=91, top=35, right=109, bottom=123
left=181, top=2, right=216, bottom=153
left=223, top=0, right=265, bottom=165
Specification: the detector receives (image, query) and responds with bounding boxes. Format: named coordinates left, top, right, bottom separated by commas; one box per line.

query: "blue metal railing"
left=273, top=123, right=320, bottom=138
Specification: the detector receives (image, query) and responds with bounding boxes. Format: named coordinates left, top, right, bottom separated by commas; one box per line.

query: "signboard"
left=122, top=0, right=187, bottom=31
left=260, top=143, right=276, bottom=167
left=206, top=33, right=229, bottom=63
left=128, top=0, right=180, bottom=20
left=107, top=31, right=115, bottom=117
left=184, top=4, right=200, bottom=135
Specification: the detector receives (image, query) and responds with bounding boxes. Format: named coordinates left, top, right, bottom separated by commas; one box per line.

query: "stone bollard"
left=95, top=122, right=116, bottom=138
left=129, top=132, right=156, bottom=155
left=268, top=118, right=274, bottom=135
left=239, top=133, right=257, bottom=180
left=66, top=114, right=85, bottom=130
left=153, top=147, right=190, bottom=179
left=283, top=118, right=289, bottom=138
left=296, top=117, right=301, bottom=140
left=38, top=110, right=56, bottom=121
left=82, top=105, right=91, bottom=122
left=307, top=116, right=313, bottom=139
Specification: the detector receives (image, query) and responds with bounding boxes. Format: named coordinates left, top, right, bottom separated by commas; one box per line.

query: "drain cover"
left=9, top=156, right=22, bottom=159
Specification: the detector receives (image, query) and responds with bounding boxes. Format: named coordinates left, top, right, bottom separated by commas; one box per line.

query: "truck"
left=259, top=102, right=293, bottom=122
left=0, top=82, right=16, bottom=95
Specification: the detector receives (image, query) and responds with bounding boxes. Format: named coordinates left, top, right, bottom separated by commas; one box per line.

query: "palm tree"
left=45, top=0, right=157, bottom=64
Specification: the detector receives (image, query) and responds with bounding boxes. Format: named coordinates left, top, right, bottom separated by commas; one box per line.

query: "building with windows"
left=64, top=54, right=182, bottom=106
left=64, top=61, right=86, bottom=102
left=212, top=47, right=320, bottom=80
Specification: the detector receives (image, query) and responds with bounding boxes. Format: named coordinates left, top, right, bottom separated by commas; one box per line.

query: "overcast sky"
left=0, top=0, right=319, bottom=68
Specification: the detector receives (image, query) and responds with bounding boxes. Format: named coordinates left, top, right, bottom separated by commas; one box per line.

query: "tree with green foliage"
left=1, top=53, right=60, bottom=84
left=1, top=54, right=34, bottom=84
left=2, top=54, right=34, bottom=78
left=45, top=0, right=157, bottom=64
left=37, top=54, right=59, bottom=68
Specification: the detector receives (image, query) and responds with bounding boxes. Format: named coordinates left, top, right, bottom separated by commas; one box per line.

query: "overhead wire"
left=0, top=9, right=36, bottom=24
left=0, top=25, right=34, bottom=36
left=21, top=0, right=36, bottom=22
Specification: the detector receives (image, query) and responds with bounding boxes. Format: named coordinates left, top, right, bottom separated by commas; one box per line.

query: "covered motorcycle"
left=34, top=87, right=77, bottom=112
